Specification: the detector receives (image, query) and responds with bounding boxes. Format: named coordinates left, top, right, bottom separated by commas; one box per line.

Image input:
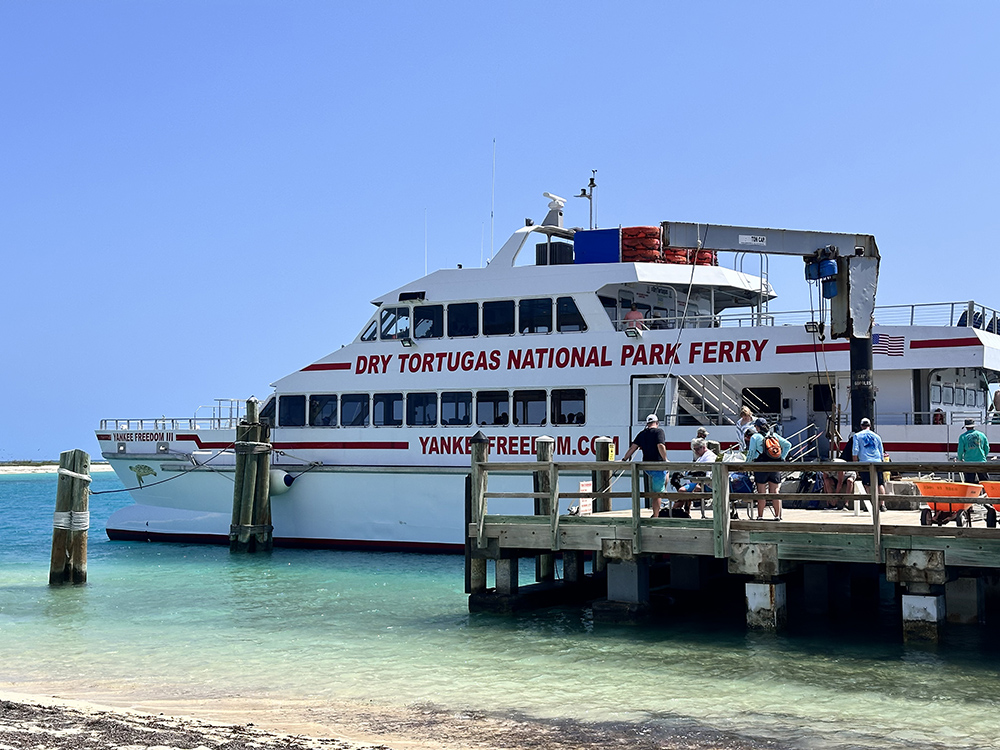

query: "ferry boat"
left=97, top=193, right=1000, bottom=551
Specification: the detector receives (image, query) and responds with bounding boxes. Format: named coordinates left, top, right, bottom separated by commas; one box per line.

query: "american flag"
left=872, top=333, right=905, bottom=356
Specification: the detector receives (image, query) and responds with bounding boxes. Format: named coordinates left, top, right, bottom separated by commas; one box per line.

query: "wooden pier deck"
left=464, top=434, right=1000, bottom=639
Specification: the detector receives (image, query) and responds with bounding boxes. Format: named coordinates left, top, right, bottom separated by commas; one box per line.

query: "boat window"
left=413, top=305, right=443, bottom=339
left=552, top=389, right=585, bottom=425
left=278, top=395, right=306, bottom=427
left=259, top=396, right=276, bottom=427
left=477, top=390, right=509, bottom=426
left=968, top=388, right=979, bottom=408
left=448, top=302, right=479, bottom=337
left=742, top=387, right=781, bottom=416
left=978, top=390, right=986, bottom=408
left=812, top=384, right=834, bottom=412
left=341, top=394, right=370, bottom=427
left=513, top=390, right=547, bottom=426
left=360, top=318, right=378, bottom=342
left=942, top=386, right=954, bottom=405
left=519, top=298, right=552, bottom=334
left=406, top=392, right=437, bottom=426
left=380, top=307, right=410, bottom=340
left=637, top=381, right=667, bottom=422
left=599, top=295, right=618, bottom=326
left=441, top=391, right=472, bottom=426
left=309, top=394, right=338, bottom=427
left=556, top=297, right=587, bottom=332
left=930, top=384, right=941, bottom=404
left=373, top=393, right=403, bottom=426
left=956, top=388, right=966, bottom=406
left=483, top=300, right=515, bottom=336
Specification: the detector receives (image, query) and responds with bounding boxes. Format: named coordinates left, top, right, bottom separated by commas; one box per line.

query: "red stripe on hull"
left=909, top=337, right=981, bottom=349
left=105, top=528, right=462, bottom=553
left=775, top=343, right=851, bottom=354
left=301, top=362, right=352, bottom=371
left=274, top=441, right=409, bottom=450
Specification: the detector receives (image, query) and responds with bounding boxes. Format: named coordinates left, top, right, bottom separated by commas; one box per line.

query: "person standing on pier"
left=735, top=406, right=754, bottom=450
left=746, top=418, right=791, bottom=520
left=852, top=417, right=887, bottom=512
left=621, top=414, right=668, bottom=517
left=957, top=418, right=991, bottom=484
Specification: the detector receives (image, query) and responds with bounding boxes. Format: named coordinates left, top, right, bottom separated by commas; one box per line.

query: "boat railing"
left=100, top=399, right=247, bottom=432
left=617, top=301, right=1000, bottom=332
left=830, top=410, right=989, bottom=427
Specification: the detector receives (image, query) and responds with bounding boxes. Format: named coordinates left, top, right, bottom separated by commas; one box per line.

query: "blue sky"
left=2, top=2, right=998, bottom=459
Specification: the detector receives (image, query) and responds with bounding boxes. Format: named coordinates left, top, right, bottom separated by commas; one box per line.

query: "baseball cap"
left=753, top=417, right=768, bottom=429
left=860, top=417, right=871, bottom=426
left=645, top=414, right=659, bottom=424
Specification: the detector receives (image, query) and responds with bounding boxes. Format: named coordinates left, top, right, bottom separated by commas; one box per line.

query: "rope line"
left=91, top=442, right=238, bottom=495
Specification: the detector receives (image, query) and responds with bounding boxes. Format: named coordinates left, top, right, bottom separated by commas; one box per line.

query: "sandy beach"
left=0, top=463, right=115, bottom=476
left=0, top=689, right=778, bottom=750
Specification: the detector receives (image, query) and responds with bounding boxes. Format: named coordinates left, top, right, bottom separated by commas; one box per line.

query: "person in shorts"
left=621, top=414, right=668, bottom=517
left=746, top=418, right=791, bottom=520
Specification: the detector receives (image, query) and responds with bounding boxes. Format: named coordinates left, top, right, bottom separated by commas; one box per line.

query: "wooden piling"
left=230, top=398, right=273, bottom=553
left=534, top=437, right=555, bottom=583
left=49, top=449, right=90, bottom=585
left=467, top=432, right=489, bottom=594
left=592, top=437, right=615, bottom=574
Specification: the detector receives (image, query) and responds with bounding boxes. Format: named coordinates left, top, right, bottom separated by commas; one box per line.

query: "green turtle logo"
left=128, top=464, right=157, bottom=487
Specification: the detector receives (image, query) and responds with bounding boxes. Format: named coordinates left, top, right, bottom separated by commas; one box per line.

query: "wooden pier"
left=465, top=432, right=1000, bottom=640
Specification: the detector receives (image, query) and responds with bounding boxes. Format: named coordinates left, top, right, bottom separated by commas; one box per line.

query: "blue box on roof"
left=573, top=228, right=620, bottom=264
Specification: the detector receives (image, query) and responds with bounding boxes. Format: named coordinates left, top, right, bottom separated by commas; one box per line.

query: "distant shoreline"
left=0, top=462, right=114, bottom=476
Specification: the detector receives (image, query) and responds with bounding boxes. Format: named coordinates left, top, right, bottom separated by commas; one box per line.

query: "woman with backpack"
left=746, top=417, right=792, bottom=520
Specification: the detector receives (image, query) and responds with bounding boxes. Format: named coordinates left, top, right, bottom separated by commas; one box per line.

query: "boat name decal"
left=112, top=432, right=174, bottom=442
left=355, top=340, right=768, bottom=375
left=419, top=434, right=620, bottom=457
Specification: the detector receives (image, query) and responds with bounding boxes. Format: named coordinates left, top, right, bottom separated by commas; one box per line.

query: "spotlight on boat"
left=804, top=321, right=821, bottom=334
left=400, top=337, right=415, bottom=348
left=624, top=327, right=642, bottom=339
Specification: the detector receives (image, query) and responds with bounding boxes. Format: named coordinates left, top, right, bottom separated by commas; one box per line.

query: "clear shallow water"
left=2, top=472, right=1000, bottom=749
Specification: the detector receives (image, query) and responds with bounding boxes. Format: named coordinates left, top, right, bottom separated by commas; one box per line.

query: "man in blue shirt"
left=852, top=417, right=886, bottom=511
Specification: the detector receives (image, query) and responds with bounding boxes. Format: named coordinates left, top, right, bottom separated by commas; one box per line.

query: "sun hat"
left=965, top=418, right=976, bottom=428
left=645, top=414, right=659, bottom=424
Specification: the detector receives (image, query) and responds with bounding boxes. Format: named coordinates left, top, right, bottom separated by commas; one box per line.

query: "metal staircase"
left=676, top=374, right=772, bottom=425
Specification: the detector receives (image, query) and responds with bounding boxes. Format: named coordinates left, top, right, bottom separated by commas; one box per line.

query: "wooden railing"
left=470, top=452, right=1000, bottom=564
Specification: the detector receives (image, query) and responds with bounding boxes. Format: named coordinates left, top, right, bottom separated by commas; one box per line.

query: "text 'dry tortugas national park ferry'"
left=98, top=193, right=1000, bottom=551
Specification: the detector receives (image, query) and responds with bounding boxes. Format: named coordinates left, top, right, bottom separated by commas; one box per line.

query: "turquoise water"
left=3, top=472, right=1000, bottom=748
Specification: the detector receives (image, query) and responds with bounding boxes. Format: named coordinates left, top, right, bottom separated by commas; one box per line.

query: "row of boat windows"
left=930, top=384, right=986, bottom=408
left=361, top=297, right=587, bottom=341
left=265, top=389, right=587, bottom=428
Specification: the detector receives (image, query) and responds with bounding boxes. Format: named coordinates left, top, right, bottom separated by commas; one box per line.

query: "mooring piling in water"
left=230, top=397, right=274, bottom=553
left=49, top=448, right=90, bottom=585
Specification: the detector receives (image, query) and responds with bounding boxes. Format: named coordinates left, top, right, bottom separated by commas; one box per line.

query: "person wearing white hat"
left=621, top=414, right=668, bottom=517
left=957, top=418, right=990, bottom=484
left=852, top=418, right=887, bottom=512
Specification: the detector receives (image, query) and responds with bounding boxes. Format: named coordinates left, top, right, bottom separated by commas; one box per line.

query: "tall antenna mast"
left=490, top=138, right=496, bottom=260
left=575, top=169, right=598, bottom=229
left=424, top=209, right=428, bottom=276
